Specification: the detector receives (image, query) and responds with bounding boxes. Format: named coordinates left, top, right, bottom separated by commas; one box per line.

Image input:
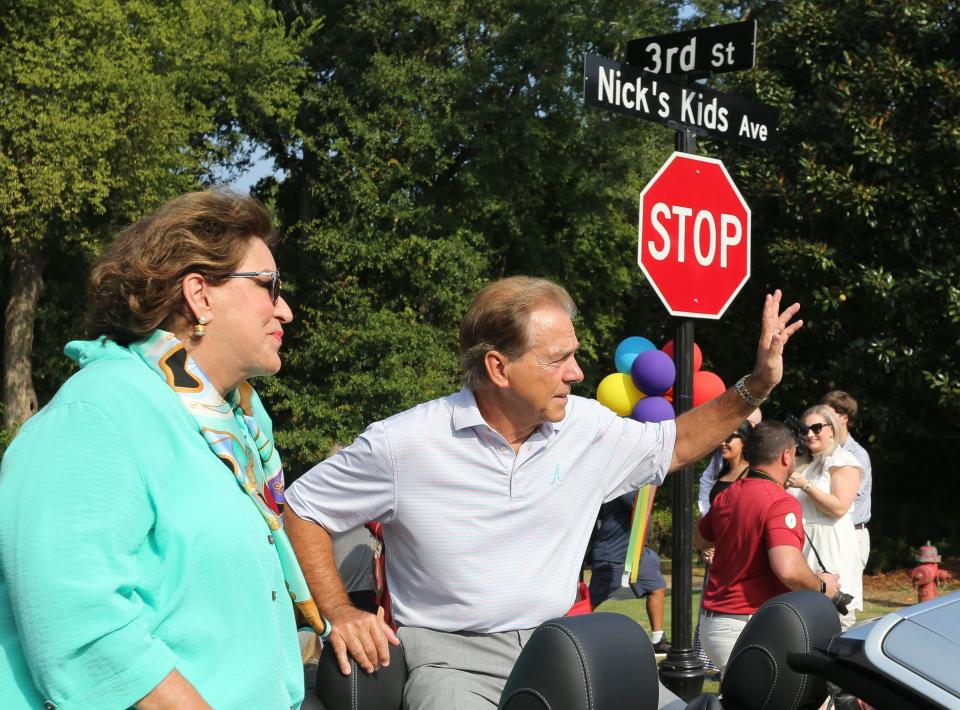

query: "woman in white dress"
left=787, top=405, right=865, bottom=630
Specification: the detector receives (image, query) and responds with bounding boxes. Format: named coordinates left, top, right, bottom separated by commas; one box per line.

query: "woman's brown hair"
left=87, top=189, right=276, bottom=343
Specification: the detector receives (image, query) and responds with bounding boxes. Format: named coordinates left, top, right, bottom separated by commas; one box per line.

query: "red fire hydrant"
left=909, top=541, right=951, bottom=603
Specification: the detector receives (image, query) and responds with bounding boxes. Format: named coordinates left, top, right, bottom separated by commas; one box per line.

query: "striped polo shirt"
left=286, top=387, right=676, bottom=633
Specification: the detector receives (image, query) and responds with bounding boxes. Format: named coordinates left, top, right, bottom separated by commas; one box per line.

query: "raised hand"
left=749, top=290, right=802, bottom=398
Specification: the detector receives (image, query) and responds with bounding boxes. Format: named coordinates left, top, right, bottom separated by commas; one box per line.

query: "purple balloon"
left=630, top=349, right=676, bottom=396
left=631, top=396, right=675, bottom=423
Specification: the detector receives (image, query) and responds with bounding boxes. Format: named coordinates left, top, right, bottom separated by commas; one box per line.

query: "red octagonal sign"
left=638, top=152, right=750, bottom=319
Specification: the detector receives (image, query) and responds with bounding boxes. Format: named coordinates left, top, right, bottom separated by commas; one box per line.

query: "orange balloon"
left=693, top=371, right=726, bottom=408
left=661, top=340, right=703, bottom=372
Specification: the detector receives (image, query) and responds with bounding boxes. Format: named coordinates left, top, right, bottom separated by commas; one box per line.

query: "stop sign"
left=638, top=152, right=750, bottom=319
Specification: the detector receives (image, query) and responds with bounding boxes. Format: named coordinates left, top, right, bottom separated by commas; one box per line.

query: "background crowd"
left=689, top=391, right=872, bottom=676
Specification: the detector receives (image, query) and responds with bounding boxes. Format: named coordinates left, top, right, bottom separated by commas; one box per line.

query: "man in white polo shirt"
left=285, top=276, right=802, bottom=710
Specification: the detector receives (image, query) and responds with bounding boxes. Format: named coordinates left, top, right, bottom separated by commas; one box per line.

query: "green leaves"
left=0, top=0, right=310, bottom=241
left=700, top=0, right=960, bottom=560
left=266, top=0, right=680, bottom=472
left=0, top=1, right=310, bottom=412
left=8, top=0, right=958, bottom=561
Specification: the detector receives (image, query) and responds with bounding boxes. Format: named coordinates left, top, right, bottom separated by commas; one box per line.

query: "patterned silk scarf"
left=130, top=330, right=326, bottom=635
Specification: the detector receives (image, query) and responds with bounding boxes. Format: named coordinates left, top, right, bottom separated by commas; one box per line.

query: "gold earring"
left=192, top=316, right=208, bottom=338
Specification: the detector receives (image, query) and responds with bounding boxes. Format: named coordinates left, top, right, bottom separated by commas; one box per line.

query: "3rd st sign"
left=638, top=152, right=750, bottom=319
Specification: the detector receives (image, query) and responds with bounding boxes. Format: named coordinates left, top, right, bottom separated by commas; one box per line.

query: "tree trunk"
left=4, top=239, right=45, bottom=429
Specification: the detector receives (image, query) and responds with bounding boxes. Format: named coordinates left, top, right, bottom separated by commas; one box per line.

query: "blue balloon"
left=631, top=396, right=675, bottom=423
left=614, top=336, right=655, bottom=374
left=630, top=349, right=676, bottom=396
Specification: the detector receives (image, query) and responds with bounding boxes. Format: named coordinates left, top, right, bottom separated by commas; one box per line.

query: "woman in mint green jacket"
left=0, top=190, right=326, bottom=709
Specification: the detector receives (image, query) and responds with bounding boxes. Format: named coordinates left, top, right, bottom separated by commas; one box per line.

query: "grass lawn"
left=587, top=560, right=960, bottom=697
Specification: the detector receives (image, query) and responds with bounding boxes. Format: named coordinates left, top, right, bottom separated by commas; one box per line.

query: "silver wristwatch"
left=735, top=375, right=767, bottom=407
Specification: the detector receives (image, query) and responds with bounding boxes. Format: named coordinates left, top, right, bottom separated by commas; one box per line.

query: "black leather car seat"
left=684, top=590, right=841, bottom=710
left=499, top=612, right=660, bottom=710
left=309, top=611, right=661, bottom=710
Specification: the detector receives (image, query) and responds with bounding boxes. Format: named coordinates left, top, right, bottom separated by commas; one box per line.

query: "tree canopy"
left=4, top=0, right=959, bottom=567
left=696, top=0, right=960, bottom=565
left=262, top=0, right=681, bottom=466
left=0, top=0, right=311, bottom=424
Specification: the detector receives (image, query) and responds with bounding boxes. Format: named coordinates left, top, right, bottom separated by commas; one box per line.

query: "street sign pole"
left=671, top=310, right=695, bottom=639
left=583, top=20, right=766, bottom=700
left=657, top=126, right=706, bottom=700
left=672, top=126, right=697, bottom=652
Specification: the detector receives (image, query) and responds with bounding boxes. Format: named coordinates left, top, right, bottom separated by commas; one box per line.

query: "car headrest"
left=720, top=590, right=840, bottom=710
left=498, top=612, right=660, bottom=710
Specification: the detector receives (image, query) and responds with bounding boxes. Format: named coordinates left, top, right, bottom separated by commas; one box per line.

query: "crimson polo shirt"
left=699, top=476, right=804, bottom=615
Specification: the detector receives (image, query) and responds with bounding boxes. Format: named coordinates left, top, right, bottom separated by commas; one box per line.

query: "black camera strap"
left=746, top=468, right=836, bottom=575
left=804, top=532, right=833, bottom=575
left=745, top=468, right=784, bottom=488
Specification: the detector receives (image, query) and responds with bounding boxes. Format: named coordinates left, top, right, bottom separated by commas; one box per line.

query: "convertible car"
left=306, top=589, right=960, bottom=710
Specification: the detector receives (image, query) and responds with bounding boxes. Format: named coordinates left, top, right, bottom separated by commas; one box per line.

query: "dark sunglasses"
left=800, top=422, right=832, bottom=436
left=723, top=432, right=743, bottom=443
left=225, top=270, right=283, bottom=305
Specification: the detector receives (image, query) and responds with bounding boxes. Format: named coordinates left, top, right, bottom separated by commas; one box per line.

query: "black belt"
left=702, top=609, right=752, bottom=621
left=854, top=523, right=867, bottom=530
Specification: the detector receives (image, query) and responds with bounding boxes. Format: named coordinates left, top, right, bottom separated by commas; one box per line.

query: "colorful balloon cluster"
left=596, top=336, right=726, bottom=421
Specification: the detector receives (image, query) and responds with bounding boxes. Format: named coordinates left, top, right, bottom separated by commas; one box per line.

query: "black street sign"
left=583, top=53, right=779, bottom=149
left=627, top=20, right=756, bottom=76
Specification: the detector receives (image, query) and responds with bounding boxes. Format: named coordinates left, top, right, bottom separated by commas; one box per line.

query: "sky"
left=225, top=146, right=282, bottom=194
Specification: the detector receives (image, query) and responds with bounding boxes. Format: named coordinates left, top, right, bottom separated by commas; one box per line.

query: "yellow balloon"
left=596, top=373, right=644, bottom=416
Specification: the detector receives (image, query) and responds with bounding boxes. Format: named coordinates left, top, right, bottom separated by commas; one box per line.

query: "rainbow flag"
left=624, top=485, right=658, bottom=584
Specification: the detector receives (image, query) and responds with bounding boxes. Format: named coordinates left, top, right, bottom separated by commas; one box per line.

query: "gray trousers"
left=398, top=626, right=685, bottom=710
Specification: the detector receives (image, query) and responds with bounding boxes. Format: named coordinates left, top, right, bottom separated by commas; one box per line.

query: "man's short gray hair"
left=458, top=276, right=577, bottom=390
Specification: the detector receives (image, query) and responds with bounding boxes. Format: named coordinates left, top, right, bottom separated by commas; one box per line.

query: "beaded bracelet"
left=320, top=617, right=333, bottom=639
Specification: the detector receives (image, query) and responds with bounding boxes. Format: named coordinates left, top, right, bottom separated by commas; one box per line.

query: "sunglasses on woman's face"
left=225, top=270, right=283, bottom=305
left=800, top=422, right=832, bottom=436
left=723, top=432, right=743, bottom=443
